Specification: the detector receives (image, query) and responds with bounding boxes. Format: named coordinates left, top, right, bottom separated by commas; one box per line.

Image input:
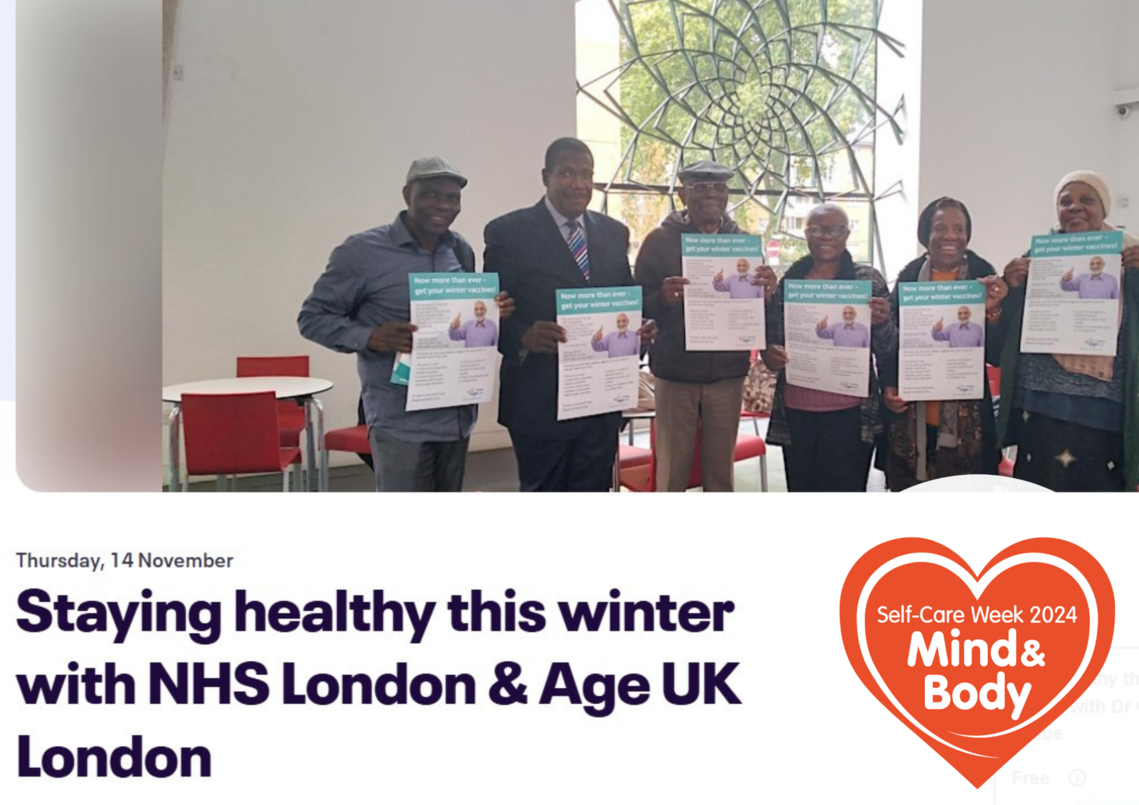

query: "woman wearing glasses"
left=878, top=198, right=1008, bottom=490
left=997, top=171, right=1139, bottom=491
left=763, top=203, right=895, bottom=491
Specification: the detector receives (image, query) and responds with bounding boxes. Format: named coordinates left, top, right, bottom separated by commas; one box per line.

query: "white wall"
left=918, top=0, right=1124, bottom=270
left=1113, top=0, right=1139, bottom=234
left=874, top=1, right=923, bottom=281
left=163, top=0, right=576, bottom=467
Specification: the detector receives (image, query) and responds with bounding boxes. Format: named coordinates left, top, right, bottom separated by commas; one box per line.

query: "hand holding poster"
left=403, top=272, right=500, bottom=411
left=681, top=233, right=766, bottom=351
left=899, top=282, right=986, bottom=401
left=556, top=287, right=642, bottom=421
left=1022, top=231, right=1123, bottom=356
left=783, top=279, right=872, bottom=396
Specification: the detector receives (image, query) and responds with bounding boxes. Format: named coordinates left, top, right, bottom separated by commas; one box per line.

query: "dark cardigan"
left=764, top=251, right=895, bottom=447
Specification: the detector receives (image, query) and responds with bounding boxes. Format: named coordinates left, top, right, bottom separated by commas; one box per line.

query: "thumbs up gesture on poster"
left=450, top=313, right=461, bottom=329
left=593, top=326, right=604, bottom=342
left=817, top=315, right=828, bottom=330
left=933, top=317, right=944, bottom=332
left=713, top=269, right=724, bottom=283
left=1062, top=268, right=1075, bottom=283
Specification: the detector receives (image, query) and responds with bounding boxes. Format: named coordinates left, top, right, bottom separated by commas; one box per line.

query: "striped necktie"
left=565, top=219, right=590, bottom=281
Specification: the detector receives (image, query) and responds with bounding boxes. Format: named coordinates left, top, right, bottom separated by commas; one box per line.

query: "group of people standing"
left=299, top=137, right=1138, bottom=494
left=768, top=170, right=1138, bottom=494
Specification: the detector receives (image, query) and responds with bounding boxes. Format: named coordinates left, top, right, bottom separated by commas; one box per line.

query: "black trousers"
left=782, top=407, right=873, bottom=492
left=1012, top=409, right=1124, bottom=492
left=510, top=419, right=619, bottom=492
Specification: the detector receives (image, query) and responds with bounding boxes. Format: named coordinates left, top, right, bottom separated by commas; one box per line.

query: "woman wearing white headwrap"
left=997, top=171, right=1139, bottom=491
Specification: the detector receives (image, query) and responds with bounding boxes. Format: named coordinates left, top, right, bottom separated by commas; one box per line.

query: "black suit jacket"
left=484, top=199, right=633, bottom=440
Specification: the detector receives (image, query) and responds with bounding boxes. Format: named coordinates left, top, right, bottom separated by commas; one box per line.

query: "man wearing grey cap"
left=634, top=160, right=776, bottom=492
left=298, top=157, right=514, bottom=492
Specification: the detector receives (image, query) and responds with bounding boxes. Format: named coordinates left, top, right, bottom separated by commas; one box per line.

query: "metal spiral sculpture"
left=578, top=0, right=906, bottom=260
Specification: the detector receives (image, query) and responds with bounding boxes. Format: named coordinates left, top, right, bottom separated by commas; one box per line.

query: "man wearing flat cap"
left=299, top=156, right=514, bottom=492
left=634, top=160, right=776, bottom=492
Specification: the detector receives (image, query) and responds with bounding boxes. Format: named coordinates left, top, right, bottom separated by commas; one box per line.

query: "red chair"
left=236, top=356, right=309, bottom=448
left=180, top=392, right=302, bottom=491
left=324, top=424, right=370, bottom=456
left=619, top=420, right=768, bottom=492
left=683, top=422, right=768, bottom=492
left=616, top=443, right=653, bottom=491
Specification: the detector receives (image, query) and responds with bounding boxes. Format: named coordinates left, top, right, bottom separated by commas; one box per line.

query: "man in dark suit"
left=484, top=137, right=648, bottom=492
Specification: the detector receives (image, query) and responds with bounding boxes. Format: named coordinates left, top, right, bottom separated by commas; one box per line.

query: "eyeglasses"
left=687, top=182, right=729, bottom=195
left=806, top=225, right=850, bottom=238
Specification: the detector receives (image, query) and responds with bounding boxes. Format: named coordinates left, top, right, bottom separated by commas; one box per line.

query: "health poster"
left=783, top=279, right=871, bottom=397
left=556, top=286, right=642, bottom=421
left=1022, top=231, right=1123, bottom=356
left=404, top=272, right=499, bottom=411
left=899, top=281, right=986, bottom=401
left=681, top=233, right=766, bottom=351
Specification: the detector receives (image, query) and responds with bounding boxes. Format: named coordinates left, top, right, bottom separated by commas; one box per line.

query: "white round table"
left=163, top=376, right=335, bottom=492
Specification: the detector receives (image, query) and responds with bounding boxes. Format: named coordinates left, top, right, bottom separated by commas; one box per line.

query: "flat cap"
left=677, top=160, right=733, bottom=183
left=406, top=156, right=468, bottom=188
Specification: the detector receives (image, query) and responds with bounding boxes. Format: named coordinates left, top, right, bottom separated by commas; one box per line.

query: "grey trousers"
left=368, top=427, right=469, bottom=492
left=653, top=376, right=745, bottom=492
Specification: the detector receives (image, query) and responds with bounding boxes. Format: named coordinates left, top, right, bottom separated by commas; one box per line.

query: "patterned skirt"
left=1010, top=409, right=1125, bottom=492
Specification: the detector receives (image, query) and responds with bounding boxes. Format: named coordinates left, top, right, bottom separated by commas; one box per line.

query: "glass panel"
left=578, top=0, right=905, bottom=264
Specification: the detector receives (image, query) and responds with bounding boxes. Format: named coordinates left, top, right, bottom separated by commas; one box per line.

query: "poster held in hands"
left=401, top=273, right=500, bottom=411
left=783, top=279, right=872, bottom=397
left=557, top=287, right=642, bottom=421
left=899, top=281, right=986, bottom=401
left=681, top=233, right=766, bottom=351
left=1022, top=231, right=1123, bottom=357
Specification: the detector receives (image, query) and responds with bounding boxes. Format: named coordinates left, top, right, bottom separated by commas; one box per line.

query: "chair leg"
left=283, top=466, right=291, bottom=493
left=294, top=463, right=303, bottom=492
left=760, top=455, right=768, bottom=492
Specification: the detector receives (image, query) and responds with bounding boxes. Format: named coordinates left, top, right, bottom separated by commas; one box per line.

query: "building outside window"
left=576, top=0, right=908, bottom=271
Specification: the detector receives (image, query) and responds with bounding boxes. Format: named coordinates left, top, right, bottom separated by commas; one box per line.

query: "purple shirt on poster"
left=931, top=322, right=984, bottom=348
left=1060, top=273, right=1119, bottom=300
left=712, top=273, right=764, bottom=299
left=816, top=321, right=869, bottom=349
left=592, top=330, right=640, bottom=358
left=449, top=319, right=498, bottom=348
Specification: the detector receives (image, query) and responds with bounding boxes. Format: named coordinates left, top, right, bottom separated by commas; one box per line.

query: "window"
left=576, top=0, right=906, bottom=268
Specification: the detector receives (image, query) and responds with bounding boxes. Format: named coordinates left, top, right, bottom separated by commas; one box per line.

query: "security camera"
left=1119, top=105, right=1133, bottom=121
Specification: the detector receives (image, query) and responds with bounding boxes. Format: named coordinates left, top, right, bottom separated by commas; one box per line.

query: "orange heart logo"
left=840, top=538, right=1114, bottom=788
